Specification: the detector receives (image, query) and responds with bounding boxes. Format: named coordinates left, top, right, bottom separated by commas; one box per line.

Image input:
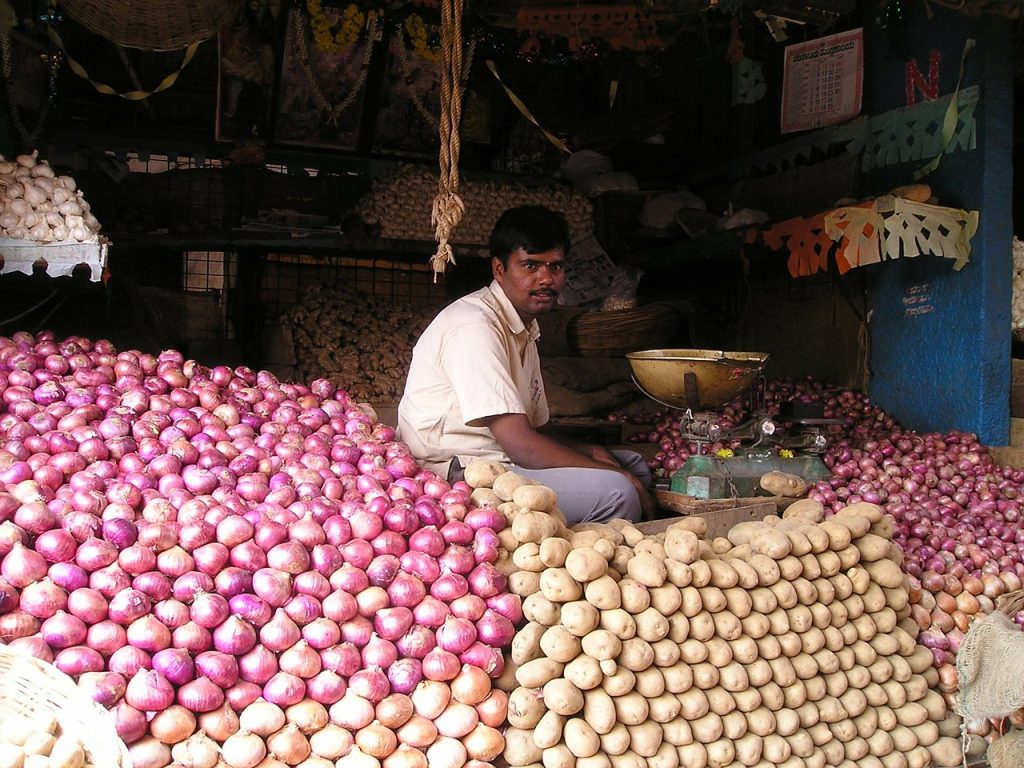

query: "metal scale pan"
left=625, top=348, right=770, bottom=411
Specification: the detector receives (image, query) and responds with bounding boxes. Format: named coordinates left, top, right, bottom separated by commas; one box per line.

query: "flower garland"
left=294, top=7, right=379, bottom=125
left=403, top=14, right=441, bottom=63
left=306, top=0, right=380, bottom=54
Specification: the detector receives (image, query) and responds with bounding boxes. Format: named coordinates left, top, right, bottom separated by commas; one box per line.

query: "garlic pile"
left=1013, top=236, right=1024, bottom=338
left=356, top=165, right=594, bottom=244
left=0, top=151, right=102, bottom=245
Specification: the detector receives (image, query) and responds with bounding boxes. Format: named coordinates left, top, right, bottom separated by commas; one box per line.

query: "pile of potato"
left=464, top=462, right=965, bottom=768
left=281, top=283, right=434, bottom=402
left=355, top=166, right=594, bottom=244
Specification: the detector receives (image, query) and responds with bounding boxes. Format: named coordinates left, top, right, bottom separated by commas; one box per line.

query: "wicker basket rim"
left=0, top=644, right=131, bottom=768
left=62, top=0, right=244, bottom=51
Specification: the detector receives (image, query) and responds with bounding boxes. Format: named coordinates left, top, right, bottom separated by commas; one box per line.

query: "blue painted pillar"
left=863, top=4, right=1014, bottom=445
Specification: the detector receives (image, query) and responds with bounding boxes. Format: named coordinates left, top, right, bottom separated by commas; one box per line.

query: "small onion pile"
left=0, top=151, right=102, bottom=244
left=281, top=285, right=434, bottom=402
left=0, top=712, right=89, bottom=768
left=0, top=331, right=514, bottom=768
left=466, top=461, right=964, bottom=768
left=355, top=166, right=593, bottom=244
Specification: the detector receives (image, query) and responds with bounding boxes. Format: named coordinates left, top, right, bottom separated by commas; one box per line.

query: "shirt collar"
left=488, top=280, right=541, bottom=343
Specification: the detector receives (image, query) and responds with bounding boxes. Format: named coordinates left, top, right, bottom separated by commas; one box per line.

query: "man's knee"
left=590, top=472, right=642, bottom=523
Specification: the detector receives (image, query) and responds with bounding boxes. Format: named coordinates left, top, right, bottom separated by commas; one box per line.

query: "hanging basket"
left=60, top=0, right=245, bottom=51
left=569, top=303, right=682, bottom=358
left=0, top=644, right=131, bottom=767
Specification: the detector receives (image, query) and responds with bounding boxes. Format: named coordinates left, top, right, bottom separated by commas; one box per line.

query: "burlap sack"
left=957, top=590, right=1024, bottom=720
left=988, top=728, right=1024, bottom=768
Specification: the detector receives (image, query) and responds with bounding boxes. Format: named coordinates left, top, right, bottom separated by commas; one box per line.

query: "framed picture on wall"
left=369, top=14, right=442, bottom=157
left=215, top=5, right=279, bottom=143
left=273, top=3, right=379, bottom=150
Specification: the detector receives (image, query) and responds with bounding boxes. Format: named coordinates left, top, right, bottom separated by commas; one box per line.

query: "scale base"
left=670, top=450, right=832, bottom=499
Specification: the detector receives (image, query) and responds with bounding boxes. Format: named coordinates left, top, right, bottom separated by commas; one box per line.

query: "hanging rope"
left=430, top=0, right=466, bottom=278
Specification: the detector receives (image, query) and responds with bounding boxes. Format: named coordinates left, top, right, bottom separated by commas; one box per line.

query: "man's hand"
left=625, top=471, right=656, bottom=519
left=580, top=443, right=623, bottom=468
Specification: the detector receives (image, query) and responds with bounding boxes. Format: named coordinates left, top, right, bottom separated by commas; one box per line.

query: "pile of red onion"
left=0, top=331, right=518, bottom=758
left=620, top=377, right=1024, bottom=732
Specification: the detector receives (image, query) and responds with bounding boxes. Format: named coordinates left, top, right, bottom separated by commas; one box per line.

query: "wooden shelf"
left=106, top=230, right=491, bottom=259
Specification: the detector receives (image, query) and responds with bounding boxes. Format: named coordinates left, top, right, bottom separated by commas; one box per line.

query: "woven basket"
left=0, top=644, right=131, bottom=767
left=569, top=303, right=681, bottom=357
left=62, top=0, right=244, bottom=51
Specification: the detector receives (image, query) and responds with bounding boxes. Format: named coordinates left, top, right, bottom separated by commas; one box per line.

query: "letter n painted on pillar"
left=905, top=50, right=941, bottom=107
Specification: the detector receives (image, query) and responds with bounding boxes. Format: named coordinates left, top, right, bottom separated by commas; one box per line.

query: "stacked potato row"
left=354, top=166, right=593, bottom=244
left=464, top=463, right=963, bottom=768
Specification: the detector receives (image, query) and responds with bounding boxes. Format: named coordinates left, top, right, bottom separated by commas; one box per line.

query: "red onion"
left=213, top=615, right=258, bottom=655
left=239, top=644, right=278, bottom=684
left=108, top=588, right=151, bottom=625
left=54, top=645, right=105, bottom=675
left=78, top=670, right=127, bottom=708
left=263, top=671, right=306, bottom=706
left=108, top=645, right=152, bottom=676
left=19, top=578, right=67, bottom=618
left=2, top=543, right=47, bottom=587
left=152, top=647, right=196, bottom=685
left=195, top=650, right=240, bottom=688
left=436, top=616, right=477, bottom=654
left=40, top=610, right=87, bottom=647
left=125, top=668, right=175, bottom=712
left=422, top=647, right=461, bottom=681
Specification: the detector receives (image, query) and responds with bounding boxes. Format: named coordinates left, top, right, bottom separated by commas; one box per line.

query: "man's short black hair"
left=489, top=205, right=571, bottom=266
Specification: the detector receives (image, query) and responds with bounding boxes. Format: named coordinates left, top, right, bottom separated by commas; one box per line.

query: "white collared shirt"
left=397, top=280, right=549, bottom=476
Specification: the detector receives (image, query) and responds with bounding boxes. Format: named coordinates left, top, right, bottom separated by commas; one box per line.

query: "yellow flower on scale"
left=403, top=13, right=441, bottom=63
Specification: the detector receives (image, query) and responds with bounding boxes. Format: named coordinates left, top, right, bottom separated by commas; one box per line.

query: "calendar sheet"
left=780, top=28, right=863, bottom=134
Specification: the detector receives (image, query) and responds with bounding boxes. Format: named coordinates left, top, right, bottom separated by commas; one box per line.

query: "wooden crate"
left=637, top=490, right=791, bottom=539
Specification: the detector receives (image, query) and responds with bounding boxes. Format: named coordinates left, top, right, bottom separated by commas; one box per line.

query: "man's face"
left=493, top=246, right=566, bottom=324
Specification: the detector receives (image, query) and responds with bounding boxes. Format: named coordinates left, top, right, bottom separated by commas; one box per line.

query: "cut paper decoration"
left=752, top=195, right=979, bottom=277
left=732, top=57, right=766, bottom=105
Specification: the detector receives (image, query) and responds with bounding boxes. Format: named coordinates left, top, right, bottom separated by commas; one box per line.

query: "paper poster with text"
left=781, top=28, right=863, bottom=134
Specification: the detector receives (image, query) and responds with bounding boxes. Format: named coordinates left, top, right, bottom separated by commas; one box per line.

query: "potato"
left=619, top=638, right=655, bottom=672
left=760, top=471, right=808, bottom=498
left=523, top=593, right=561, bottom=626
left=517, top=657, right=564, bottom=688
left=564, top=718, right=601, bottom=758
left=613, top=691, right=651, bottom=725
left=582, top=629, right=623, bottom=661
left=513, top=511, right=560, bottom=544
left=664, top=528, right=701, bottom=564
left=512, top=622, right=546, bottom=665
left=582, top=575, right=621, bottom=610
left=562, top=601, right=601, bottom=637
left=504, top=727, right=543, bottom=766
left=599, top=608, right=636, bottom=640
left=578, top=687, right=616, bottom=735
left=541, top=744, right=573, bottom=768
left=627, top=552, right=667, bottom=588
left=783, top=499, right=825, bottom=522
left=627, top=721, right=664, bottom=758
left=619, top=579, right=652, bottom=613
left=601, top=666, right=636, bottom=697
left=565, top=547, right=608, bottom=582
left=564, top=655, right=603, bottom=691
left=464, top=460, right=506, bottom=488
left=635, top=607, right=670, bottom=642
left=539, top=538, right=572, bottom=568
left=749, top=529, right=793, bottom=559
left=471, top=487, right=502, bottom=507
left=544, top=677, right=585, bottom=715
left=508, top=687, right=546, bottom=728
left=600, top=722, right=632, bottom=755
left=534, top=711, right=566, bottom=749
left=514, top=543, right=545, bottom=572
left=541, top=625, right=583, bottom=662
left=513, top=484, right=558, bottom=513
left=540, top=568, right=583, bottom=603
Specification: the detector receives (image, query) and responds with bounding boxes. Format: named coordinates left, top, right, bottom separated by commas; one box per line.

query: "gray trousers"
left=453, top=449, right=652, bottom=526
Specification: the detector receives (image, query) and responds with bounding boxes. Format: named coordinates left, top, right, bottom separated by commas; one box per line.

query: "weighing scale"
left=626, top=349, right=835, bottom=499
